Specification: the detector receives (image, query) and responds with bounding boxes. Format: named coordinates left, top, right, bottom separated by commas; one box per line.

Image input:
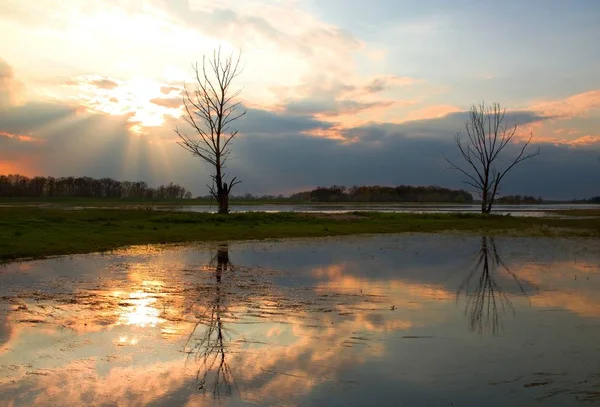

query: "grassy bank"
left=551, top=209, right=600, bottom=217
left=1, top=197, right=596, bottom=208
left=1, top=207, right=599, bottom=262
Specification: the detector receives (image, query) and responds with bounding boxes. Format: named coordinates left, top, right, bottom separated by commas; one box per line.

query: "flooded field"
left=1, top=234, right=600, bottom=406
left=165, top=203, right=600, bottom=217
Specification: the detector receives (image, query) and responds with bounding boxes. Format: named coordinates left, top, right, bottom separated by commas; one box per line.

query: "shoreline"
left=1, top=207, right=599, bottom=263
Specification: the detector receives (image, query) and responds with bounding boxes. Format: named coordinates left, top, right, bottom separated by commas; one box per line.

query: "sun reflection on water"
left=116, top=335, right=139, bottom=346
left=115, top=290, right=165, bottom=328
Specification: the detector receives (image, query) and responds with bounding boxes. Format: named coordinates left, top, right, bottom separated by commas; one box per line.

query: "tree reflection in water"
left=185, top=244, right=237, bottom=399
left=456, top=236, right=533, bottom=335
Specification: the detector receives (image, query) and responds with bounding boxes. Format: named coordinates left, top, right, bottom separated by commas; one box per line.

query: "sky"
left=0, top=0, right=599, bottom=199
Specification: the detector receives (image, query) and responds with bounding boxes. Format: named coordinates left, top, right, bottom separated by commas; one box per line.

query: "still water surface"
left=165, top=203, right=600, bottom=217
left=1, top=235, right=600, bottom=406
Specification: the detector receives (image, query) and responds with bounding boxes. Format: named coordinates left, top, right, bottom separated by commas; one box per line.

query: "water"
left=162, top=203, right=600, bottom=217
left=1, top=234, right=600, bottom=406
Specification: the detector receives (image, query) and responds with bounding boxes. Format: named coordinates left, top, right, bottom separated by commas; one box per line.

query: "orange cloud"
left=530, top=90, right=600, bottom=119
left=0, top=131, right=39, bottom=143
left=566, top=135, right=600, bottom=146
left=150, top=97, right=183, bottom=109
left=403, top=104, right=462, bottom=122
left=528, top=134, right=600, bottom=147
left=160, top=85, right=182, bottom=95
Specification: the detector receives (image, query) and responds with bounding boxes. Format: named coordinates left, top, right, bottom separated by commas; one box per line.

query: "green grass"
left=1, top=207, right=599, bottom=262
left=0, top=197, right=564, bottom=207
left=551, top=209, right=600, bottom=217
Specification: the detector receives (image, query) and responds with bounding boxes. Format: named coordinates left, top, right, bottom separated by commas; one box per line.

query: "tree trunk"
left=216, top=179, right=229, bottom=214
left=481, top=190, right=488, bottom=214
left=218, top=190, right=229, bottom=214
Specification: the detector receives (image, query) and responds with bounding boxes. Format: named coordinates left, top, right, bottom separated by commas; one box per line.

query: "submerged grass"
left=1, top=207, right=599, bottom=262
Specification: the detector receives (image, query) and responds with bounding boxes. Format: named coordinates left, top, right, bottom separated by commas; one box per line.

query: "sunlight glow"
left=64, top=75, right=183, bottom=131
left=117, top=291, right=165, bottom=328
left=116, top=335, right=139, bottom=346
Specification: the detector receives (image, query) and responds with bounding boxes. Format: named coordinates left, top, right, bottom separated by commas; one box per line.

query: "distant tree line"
left=496, top=195, right=543, bottom=204
left=0, top=174, right=192, bottom=199
left=572, top=196, right=600, bottom=204
left=287, top=185, right=473, bottom=203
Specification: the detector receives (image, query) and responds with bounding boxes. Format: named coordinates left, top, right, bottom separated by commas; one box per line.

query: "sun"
left=68, top=75, right=183, bottom=131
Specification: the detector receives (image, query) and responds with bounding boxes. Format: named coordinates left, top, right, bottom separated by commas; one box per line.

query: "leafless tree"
left=185, top=244, right=237, bottom=399
left=456, top=236, right=534, bottom=335
left=444, top=102, right=540, bottom=214
left=175, top=47, right=246, bottom=214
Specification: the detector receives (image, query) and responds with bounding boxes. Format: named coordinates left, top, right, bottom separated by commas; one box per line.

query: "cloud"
left=160, top=85, right=182, bottom=95
left=403, top=105, right=462, bottom=122
left=362, top=76, right=424, bottom=94
left=89, top=78, right=119, bottom=90
left=159, top=0, right=362, bottom=56
left=530, top=90, right=600, bottom=119
left=0, top=98, right=169, bottom=180
left=1, top=56, right=598, bottom=200
left=63, top=75, right=120, bottom=90
left=534, top=134, right=600, bottom=147
left=266, top=73, right=425, bottom=132
left=0, top=130, right=38, bottom=143
left=282, top=99, right=395, bottom=118
left=3, top=91, right=598, bottom=200
left=568, top=135, right=600, bottom=146
left=0, top=59, right=24, bottom=106
left=238, top=106, right=333, bottom=136
left=149, top=97, right=182, bottom=109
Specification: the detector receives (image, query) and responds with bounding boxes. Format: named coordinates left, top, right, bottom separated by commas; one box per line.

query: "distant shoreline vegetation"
left=285, top=185, right=473, bottom=203
left=0, top=174, right=192, bottom=200
left=0, top=175, right=471, bottom=202
left=1, top=174, right=598, bottom=204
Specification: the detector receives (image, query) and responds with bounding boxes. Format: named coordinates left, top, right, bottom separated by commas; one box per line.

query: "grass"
left=1, top=207, right=600, bottom=262
left=551, top=209, right=600, bottom=217
left=2, top=197, right=579, bottom=207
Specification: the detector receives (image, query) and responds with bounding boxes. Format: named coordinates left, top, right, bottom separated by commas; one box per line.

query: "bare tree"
left=175, top=47, right=246, bottom=214
left=444, top=102, right=540, bottom=214
left=455, top=236, right=535, bottom=335
left=185, top=244, right=237, bottom=399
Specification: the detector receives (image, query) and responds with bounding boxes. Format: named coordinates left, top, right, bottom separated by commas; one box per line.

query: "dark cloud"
left=392, top=110, right=551, bottom=139
left=240, top=107, right=333, bottom=135
left=0, top=100, right=160, bottom=181
left=167, top=104, right=333, bottom=138
left=1, top=93, right=598, bottom=200
left=282, top=99, right=392, bottom=117
left=0, top=102, right=75, bottom=134
left=224, top=124, right=600, bottom=200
